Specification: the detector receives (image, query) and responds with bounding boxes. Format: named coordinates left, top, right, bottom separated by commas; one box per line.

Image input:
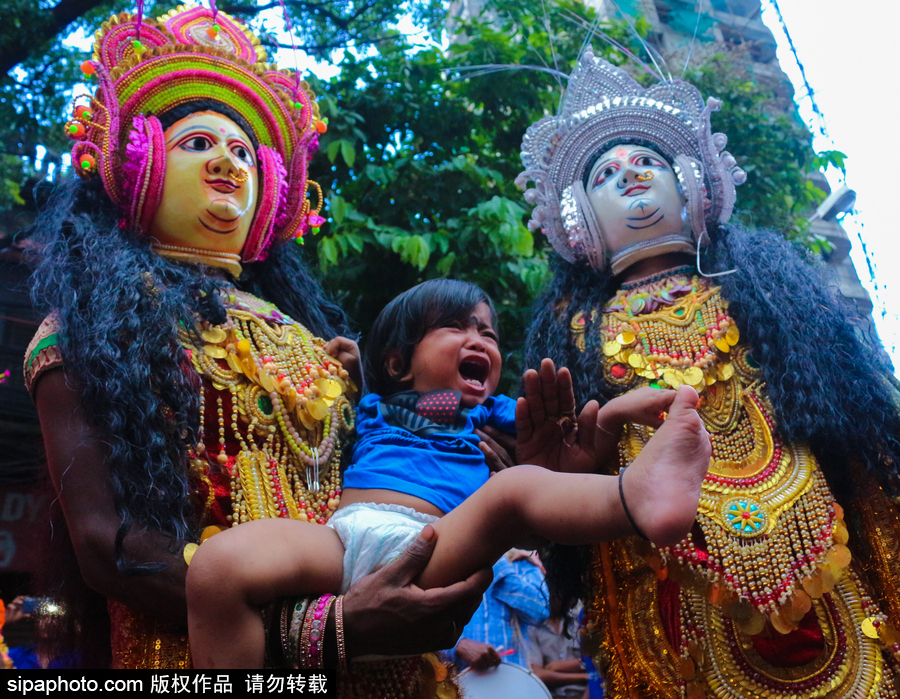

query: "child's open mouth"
left=459, top=356, right=490, bottom=389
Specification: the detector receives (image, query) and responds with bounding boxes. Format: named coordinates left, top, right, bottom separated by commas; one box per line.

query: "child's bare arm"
left=419, top=385, right=710, bottom=590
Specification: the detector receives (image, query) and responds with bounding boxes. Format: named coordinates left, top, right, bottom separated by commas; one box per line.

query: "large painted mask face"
left=585, top=143, right=691, bottom=273
left=148, top=112, right=259, bottom=255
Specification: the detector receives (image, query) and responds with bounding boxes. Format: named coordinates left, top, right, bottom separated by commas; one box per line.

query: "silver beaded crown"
left=517, top=51, right=746, bottom=268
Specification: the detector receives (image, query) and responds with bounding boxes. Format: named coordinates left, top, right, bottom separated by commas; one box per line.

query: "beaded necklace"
left=598, top=276, right=852, bottom=622
left=591, top=274, right=740, bottom=391
left=151, top=243, right=243, bottom=278
left=181, top=289, right=355, bottom=527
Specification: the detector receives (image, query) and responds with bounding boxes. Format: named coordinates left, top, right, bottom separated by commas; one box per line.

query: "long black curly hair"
left=27, top=102, right=348, bottom=664
left=526, top=224, right=900, bottom=608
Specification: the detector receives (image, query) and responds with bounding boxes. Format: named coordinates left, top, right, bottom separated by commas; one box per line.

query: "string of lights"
left=767, top=0, right=830, bottom=140
left=766, top=0, right=895, bottom=359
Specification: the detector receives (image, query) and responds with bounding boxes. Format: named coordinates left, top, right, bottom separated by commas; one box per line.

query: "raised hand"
left=324, top=336, right=363, bottom=391
left=517, top=360, right=680, bottom=474
left=516, top=358, right=602, bottom=473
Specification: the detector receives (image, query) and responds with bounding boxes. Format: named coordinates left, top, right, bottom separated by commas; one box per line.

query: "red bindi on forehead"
left=615, top=147, right=628, bottom=160
left=218, top=127, right=227, bottom=134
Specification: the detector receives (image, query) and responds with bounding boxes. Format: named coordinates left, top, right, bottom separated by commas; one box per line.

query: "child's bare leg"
left=418, top=385, right=710, bottom=589
left=187, top=519, right=345, bottom=669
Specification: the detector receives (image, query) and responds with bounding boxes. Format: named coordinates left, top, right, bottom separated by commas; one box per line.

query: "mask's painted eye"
left=231, top=144, right=254, bottom=166
left=593, top=162, right=620, bottom=188
left=180, top=135, right=213, bottom=152
left=633, top=154, right=666, bottom=169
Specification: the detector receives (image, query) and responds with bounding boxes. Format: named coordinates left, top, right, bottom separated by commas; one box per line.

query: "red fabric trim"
left=751, top=608, right=825, bottom=667
left=657, top=577, right=682, bottom=649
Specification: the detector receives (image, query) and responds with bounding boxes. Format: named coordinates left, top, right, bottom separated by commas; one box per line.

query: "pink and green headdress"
left=66, top=4, right=328, bottom=262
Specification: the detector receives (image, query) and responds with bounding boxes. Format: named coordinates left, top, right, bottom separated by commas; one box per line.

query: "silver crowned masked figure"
left=521, top=51, right=900, bottom=698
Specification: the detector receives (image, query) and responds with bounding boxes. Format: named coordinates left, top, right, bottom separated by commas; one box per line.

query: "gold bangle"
left=335, top=595, right=347, bottom=673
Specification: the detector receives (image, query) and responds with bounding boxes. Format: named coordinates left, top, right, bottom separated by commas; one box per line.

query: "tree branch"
left=1, top=0, right=107, bottom=75
left=266, top=33, right=400, bottom=54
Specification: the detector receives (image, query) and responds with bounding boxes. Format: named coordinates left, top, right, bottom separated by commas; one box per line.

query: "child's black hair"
left=363, top=279, right=498, bottom=396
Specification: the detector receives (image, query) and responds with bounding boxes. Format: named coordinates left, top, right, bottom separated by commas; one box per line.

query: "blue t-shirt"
left=343, top=393, right=517, bottom=513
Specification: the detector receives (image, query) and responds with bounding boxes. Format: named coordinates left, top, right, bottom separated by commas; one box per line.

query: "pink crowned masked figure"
left=25, top=6, right=493, bottom=693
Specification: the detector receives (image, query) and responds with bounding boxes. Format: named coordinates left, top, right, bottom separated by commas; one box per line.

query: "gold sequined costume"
left=568, top=272, right=900, bottom=698
left=27, top=290, right=351, bottom=669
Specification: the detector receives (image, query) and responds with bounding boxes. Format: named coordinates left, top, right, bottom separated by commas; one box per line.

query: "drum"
left=457, top=662, right=552, bottom=698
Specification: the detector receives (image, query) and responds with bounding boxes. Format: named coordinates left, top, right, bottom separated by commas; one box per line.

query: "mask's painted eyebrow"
left=227, top=132, right=251, bottom=146
left=593, top=157, right=620, bottom=172
left=166, top=124, right=219, bottom=144
left=595, top=149, right=662, bottom=170
left=629, top=149, right=663, bottom=161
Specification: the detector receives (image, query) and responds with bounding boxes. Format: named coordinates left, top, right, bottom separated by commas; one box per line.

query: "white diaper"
left=327, top=502, right=439, bottom=593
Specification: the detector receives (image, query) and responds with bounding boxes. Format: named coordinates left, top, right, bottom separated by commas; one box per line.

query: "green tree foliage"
left=304, top=1, right=649, bottom=386
left=302, top=1, right=831, bottom=387
left=685, top=54, right=841, bottom=245
left=1, top=0, right=835, bottom=389
left=0, top=0, right=441, bottom=215
left=1, top=1, right=161, bottom=214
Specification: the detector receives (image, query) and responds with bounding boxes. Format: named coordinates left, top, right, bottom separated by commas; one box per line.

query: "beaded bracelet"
left=334, top=595, right=347, bottom=673
left=299, top=594, right=336, bottom=669
left=288, top=598, right=310, bottom=670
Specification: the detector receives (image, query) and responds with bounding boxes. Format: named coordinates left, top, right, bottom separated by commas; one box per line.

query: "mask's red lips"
left=624, top=184, right=650, bottom=196
left=207, top=179, right=238, bottom=194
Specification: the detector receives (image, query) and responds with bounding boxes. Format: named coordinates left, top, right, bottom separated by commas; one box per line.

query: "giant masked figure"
left=521, top=52, right=900, bottom=698
left=25, top=7, right=485, bottom=691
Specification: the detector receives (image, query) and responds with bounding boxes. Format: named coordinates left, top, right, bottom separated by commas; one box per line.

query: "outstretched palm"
left=515, top=359, right=604, bottom=473
left=516, top=359, right=676, bottom=474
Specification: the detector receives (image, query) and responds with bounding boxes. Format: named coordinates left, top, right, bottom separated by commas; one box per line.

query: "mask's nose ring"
left=635, top=171, right=654, bottom=182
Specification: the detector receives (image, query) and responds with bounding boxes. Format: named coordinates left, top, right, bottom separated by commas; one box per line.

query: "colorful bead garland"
left=596, top=274, right=740, bottom=392
left=181, top=290, right=354, bottom=526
